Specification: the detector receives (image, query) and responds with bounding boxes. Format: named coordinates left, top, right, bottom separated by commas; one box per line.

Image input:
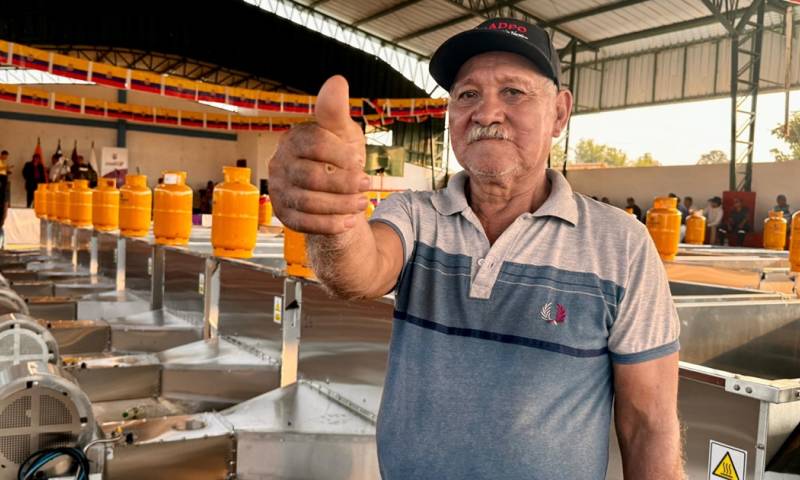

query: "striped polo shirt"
left=370, top=169, right=679, bottom=480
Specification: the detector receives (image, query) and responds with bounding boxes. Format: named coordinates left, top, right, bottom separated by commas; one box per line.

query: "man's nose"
left=471, top=94, right=505, bottom=126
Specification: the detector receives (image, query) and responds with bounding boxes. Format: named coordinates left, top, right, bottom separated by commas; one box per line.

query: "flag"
left=34, top=137, right=42, bottom=159
left=89, top=141, right=99, bottom=173
left=70, top=140, right=78, bottom=166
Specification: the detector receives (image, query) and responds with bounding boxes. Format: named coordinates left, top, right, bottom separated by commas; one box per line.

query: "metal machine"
left=0, top=218, right=798, bottom=479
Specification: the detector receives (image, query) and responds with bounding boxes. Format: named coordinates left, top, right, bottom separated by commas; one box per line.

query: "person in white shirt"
left=705, top=196, right=724, bottom=245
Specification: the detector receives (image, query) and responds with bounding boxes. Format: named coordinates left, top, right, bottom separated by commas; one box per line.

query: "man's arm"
left=614, top=352, right=683, bottom=479
left=306, top=221, right=404, bottom=299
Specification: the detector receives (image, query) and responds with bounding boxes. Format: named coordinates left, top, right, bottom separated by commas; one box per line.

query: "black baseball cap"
left=429, top=18, right=562, bottom=92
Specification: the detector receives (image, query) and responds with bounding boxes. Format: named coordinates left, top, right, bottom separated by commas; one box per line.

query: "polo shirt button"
left=477, top=258, right=485, bottom=266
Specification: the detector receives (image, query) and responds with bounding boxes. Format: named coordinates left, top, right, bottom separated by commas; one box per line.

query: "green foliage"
left=574, top=139, right=629, bottom=166
left=697, top=149, right=729, bottom=165
left=771, top=111, right=800, bottom=162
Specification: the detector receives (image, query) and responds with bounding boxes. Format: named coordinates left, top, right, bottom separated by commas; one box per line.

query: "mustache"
left=466, top=124, right=509, bottom=144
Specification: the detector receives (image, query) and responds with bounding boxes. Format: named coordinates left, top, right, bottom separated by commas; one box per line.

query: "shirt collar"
left=431, top=169, right=579, bottom=226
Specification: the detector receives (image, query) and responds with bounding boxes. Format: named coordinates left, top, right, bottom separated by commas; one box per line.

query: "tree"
left=549, top=144, right=565, bottom=168
left=574, top=139, right=629, bottom=167
left=697, top=149, right=729, bottom=165
left=771, top=111, right=800, bottom=162
left=633, top=153, right=660, bottom=167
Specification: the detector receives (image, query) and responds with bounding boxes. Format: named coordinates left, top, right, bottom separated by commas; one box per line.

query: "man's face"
left=684, top=198, right=692, bottom=208
left=734, top=199, right=742, bottom=210
left=0, top=154, right=7, bottom=163
left=778, top=196, right=787, bottom=206
left=447, top=52, right=571, bottom=181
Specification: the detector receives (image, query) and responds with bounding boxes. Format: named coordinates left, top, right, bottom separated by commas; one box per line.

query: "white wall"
left=0, top=84, right=283, bottom=205
left=566, top=161, right=800, bottom=228
left=367, top=162, right=435, bottom=192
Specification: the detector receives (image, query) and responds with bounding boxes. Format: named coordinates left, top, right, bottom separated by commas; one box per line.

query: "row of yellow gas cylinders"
left=34, top=167, right=266, bottom=259
left=646, top=196, right=800, bottom=272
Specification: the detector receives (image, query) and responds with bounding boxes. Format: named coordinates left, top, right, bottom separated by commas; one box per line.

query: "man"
left=626, top=197, right=642, bottom=221
left=70, top=155, right=98, bottom=187
left=22, top=153, right=47, bottom=208
left=775, top=194, right=791, bottom=219
left=719, top=197, right=750, bottom=246
left=670, top=193, right=687, bottom=223
left=705, top=196, right=724, bottom=245
left=683, top=196, right=693, bottom=215
left=269, top=19, right=681, bottom=479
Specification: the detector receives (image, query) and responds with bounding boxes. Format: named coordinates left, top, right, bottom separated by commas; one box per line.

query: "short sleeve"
left=608, top=236, right=680, bottom=364
left=369, top=191, right=415, bottom=268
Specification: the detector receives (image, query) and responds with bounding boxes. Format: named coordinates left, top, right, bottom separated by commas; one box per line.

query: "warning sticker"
left=708, top=441, right=747, bottom=480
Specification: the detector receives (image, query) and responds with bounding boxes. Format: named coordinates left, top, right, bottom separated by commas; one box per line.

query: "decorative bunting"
left=0, top=39, right=448, bottom=122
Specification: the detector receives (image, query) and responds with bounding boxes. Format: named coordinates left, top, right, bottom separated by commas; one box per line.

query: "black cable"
left=18, top=447, right=90, bottom=480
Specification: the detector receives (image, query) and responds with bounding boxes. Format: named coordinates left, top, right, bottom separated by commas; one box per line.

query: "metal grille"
left=0, top=386, right=83, bottom=475
left=0, top=328, right=51, bottom=366
left=0, top=396, right=31, bottom=429
left=18, top=336, right=41, bottom=356
left=0, top=434, right=29, bottom=464
left=37, top=432, right=75, bottom=450
left=39, top=395, right=71, bottom=426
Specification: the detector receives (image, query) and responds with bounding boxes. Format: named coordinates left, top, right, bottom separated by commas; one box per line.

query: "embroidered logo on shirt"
left=540, top=303, right=567, bottom=325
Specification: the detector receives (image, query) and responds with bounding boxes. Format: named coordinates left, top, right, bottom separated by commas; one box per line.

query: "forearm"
left=306, top=217, right=387, bottom=300
left=618, top=418, right=684, bottom=479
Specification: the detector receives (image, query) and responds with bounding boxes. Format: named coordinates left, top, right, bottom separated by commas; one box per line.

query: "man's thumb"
left=315, top=75, right=361, bottom=143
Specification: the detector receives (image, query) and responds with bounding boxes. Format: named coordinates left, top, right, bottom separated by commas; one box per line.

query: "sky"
left=567, top=90, right=800, bottom=166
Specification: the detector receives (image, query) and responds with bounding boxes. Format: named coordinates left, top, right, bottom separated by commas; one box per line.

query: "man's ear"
left=552, top=89, right=574, bottom=138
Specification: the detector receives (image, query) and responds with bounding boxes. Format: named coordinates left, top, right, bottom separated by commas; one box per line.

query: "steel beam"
left=353, top=0, right=425, bottom=26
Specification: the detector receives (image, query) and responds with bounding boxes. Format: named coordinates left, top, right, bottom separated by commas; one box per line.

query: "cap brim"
left=429, top=29, right=558, bottom=92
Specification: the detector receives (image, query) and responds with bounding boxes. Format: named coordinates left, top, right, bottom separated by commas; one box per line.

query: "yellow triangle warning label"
left=712, top=452, right=740, bottom=480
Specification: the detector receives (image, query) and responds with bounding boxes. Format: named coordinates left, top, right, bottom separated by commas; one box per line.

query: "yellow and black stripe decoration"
left=0, top=83, right=311, bottom=131
left=0, top=39, right=448, bottom=123
left=0, top=83, right=420, bottom=131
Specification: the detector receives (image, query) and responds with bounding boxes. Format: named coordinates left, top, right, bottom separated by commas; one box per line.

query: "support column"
left=729, top=1, right=765, bottom=192
left=115, top=237, right=126, bottom=292
left=202, top=258, right=221, bottom=341
left=89, top=233, right=98, bottom=284
left=150, top=244, right=165, bottom=310
left=280, top=278, right=302, bottom=388
left=117, top=90, right=127, bottom=148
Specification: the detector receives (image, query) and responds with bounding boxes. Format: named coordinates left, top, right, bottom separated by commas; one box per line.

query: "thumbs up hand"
left=269, top=76, right=370, bottom=235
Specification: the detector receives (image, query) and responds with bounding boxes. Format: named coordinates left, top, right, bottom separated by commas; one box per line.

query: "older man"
left=269, top=18, right=681, bottom=480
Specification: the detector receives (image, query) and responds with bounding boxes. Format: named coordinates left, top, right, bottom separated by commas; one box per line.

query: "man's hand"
left=269, top=75, right=371, bottom=235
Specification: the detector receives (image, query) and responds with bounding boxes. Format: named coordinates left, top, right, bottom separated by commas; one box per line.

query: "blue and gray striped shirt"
left=370, top=169, right=679, bottom=480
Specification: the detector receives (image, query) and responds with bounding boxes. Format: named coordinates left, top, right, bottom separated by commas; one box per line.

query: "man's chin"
left=463, top=164, right=520, bottom=179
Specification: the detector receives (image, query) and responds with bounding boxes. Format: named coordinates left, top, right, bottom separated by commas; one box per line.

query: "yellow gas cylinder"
left=153, top=171, right=192, bottom=245
left=258, top=195, right=273, bottom=227
left=646, top=197, right=682, bottom=261
left=684, top=211, right=706, bottom=245
left=365, top=198, right=375, bottom=218
left=93, top=178, right=120, bottom=232
left=284, top=228, right=314, bottom=278
left=34, top=183, right=48, bottom=219
left=763, top=210, right=787, bottom=251
left=69, top=180, right=93, bottom=228
left=790, top=212, right=800, bottom=273
left=56, top=182, right=73, bottom=224
left=212, top=166, right=259, bottom=258
left=46, top=183, right=57, bottom=220
left=119, top=175, right=152, bottom=238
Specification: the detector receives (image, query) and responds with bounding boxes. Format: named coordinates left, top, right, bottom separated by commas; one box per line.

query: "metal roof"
left=294, top=0, right=797, bottom=60
left=289, top=0, right=799, bottom=110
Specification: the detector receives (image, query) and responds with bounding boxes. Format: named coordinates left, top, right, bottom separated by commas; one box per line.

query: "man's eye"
left=503, top=88, right=523, bottom=96
left=457, top=91, right=477, bottom=100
